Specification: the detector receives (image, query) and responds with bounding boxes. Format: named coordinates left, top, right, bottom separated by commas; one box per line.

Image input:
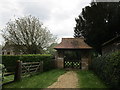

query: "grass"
left=3, top=69, right=66, bottom=88
left=3, top=69, right=109, bottom=88
left=76, top=70, right=108, bottom=88
left=3, top=75, right=14, bottom=84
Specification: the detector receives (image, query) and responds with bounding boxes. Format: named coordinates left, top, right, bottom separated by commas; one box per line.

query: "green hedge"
left=90, top=51, right=120, bottom=88
left=2, top=54, right=54, bottom=72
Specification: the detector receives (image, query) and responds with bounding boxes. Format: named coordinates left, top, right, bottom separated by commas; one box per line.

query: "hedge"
left=2, top=54, right=54, bottom=72
left=90, top=51, right=120, bottom=88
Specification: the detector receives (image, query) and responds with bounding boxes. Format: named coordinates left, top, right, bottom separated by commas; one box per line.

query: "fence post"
left=14, top=60, right=22, bottom=81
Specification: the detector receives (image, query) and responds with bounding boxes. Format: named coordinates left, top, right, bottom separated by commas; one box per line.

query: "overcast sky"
left=0, top=0, right=92, bottom=44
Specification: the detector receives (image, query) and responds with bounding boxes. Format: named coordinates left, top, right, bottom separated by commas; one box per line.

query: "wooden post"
left=14, top=60, right=22, bottom=81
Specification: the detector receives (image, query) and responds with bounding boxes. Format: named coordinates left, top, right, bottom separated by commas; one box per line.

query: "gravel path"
left=48, top=71, right=78, bottom=88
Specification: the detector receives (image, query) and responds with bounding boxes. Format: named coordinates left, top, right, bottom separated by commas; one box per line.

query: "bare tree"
left=1, top=15, right=56, bottom=54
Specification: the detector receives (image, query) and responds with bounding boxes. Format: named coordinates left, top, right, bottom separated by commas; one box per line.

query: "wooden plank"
left=2, top=80, right=14, bottom=86
left=29, top=68, right=38, bottom=71
left=22, top=62, right=40, bottom=65
left=29, top=65, right=39, bottom=68
left=22, top=65, right=39, bottom=69
left=21, top=64, right=30, bottom=72
left=34, top=62, right=42, bottom=72
left=22, top=65, right=41, bottom=73
left=4, top=73, right=14, bottom=76
left=22, top=68, right=40, bottom=74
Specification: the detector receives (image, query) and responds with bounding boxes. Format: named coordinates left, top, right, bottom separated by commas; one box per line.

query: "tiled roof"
left=54, top=38, right=92, bottom=49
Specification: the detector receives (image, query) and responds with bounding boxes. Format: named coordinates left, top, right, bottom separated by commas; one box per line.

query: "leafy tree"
left=74, top=2, right=120, bottom=53
left=1, top=15, right=56, bottom=54
left=45, top=43, right=58, bottom=56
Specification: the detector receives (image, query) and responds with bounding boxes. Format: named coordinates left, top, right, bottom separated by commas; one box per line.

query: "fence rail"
left=2, top=72, right=15, bottom=85
left=22, top=62, right=40, bottom=65
left=4, top=72, right=14, bottom=76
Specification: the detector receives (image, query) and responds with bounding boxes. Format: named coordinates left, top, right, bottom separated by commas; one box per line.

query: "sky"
left=0, top=0, right=92, bottom=44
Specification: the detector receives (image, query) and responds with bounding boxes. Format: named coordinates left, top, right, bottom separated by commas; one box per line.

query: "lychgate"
left=54, top=38, right=92, bottom=70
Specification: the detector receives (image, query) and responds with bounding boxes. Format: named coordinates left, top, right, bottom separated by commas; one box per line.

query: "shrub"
left=2, top=54, right=54, bottom=72
left=2, top=56, right=19, bottom=72
left=91, top=51, right=120, bottom=88
left=0, top=64, right=7, bottom=81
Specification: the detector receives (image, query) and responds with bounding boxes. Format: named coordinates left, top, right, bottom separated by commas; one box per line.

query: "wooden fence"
left=2, top=67, right=15, bottom=85
left=14, top=60, right=43, bottom=81
left=2, top=60, right=43, bottom=85
left=2, top=72, right=15, bottom=85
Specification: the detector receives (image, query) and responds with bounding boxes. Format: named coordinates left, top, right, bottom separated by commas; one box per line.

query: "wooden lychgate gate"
left=64, top=50, right=81, bottom=69
left=64, top=60, right=81, bottom=69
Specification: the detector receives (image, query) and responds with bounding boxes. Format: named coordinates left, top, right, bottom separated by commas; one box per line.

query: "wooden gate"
left=64, top=60, right=81, bottom=69
left=21, top=61, right=43, bottom=77
left=14, top=60, right=43, bottom=81
left=64, top=50, right=81, bottom=69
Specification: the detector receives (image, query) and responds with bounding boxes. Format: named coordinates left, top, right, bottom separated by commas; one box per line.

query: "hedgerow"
left=90, top=51, right=120, bottom=88
left=2, top=54, right=54, bottom=72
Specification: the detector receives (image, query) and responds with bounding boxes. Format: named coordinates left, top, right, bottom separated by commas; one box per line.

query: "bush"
left=2, top=56, right=19, bottom=72
left=2, top=54, right=54, bottom=72
left=0, top=64, right=7, bottom=81
left=90, top=51, right=120, bottom=88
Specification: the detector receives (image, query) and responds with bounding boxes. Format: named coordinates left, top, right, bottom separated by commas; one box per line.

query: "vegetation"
left=1, top=15, right=56, bottom=54
left=3, top=69, right=109, bottom=88
left=2, top=54, right=54, bottom=72
left=0, top=64, right=7, bottom=85
left=3, top=69, right=66, bottom=88
left=77, top=70, right=108, bottom=88
left=3, top=75, right=14, bottom=84
left=45, top=43, right=58, bottom=56
left=90, top=51, right=120, bottom=88
left=0, top=45, right=2, bottom=54
left=74, top=2, right=120, bottom=53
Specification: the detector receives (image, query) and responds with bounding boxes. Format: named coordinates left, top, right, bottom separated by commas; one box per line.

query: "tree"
left=74, top=2, right=120, bottom=53
left=0, top=45, right=2, bottom=55
left=45, top=43, right=58, bottom=56
left=2, top=15, right=56, bottom=54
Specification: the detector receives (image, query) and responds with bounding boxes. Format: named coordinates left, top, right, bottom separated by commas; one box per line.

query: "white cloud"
left=0, top=0, right=91, bottom=44
left=0, top=0, right=24, bottom=25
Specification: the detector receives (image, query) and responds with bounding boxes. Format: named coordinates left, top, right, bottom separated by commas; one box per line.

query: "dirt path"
left=48, top=71, right=78, bottom=88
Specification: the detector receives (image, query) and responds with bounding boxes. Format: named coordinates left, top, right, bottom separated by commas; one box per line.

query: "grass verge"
left=3, top=69, right=66, bottom=88
left=3, top=75, right=14, bottom=84
left=76, top=70, right=108, bottom=88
